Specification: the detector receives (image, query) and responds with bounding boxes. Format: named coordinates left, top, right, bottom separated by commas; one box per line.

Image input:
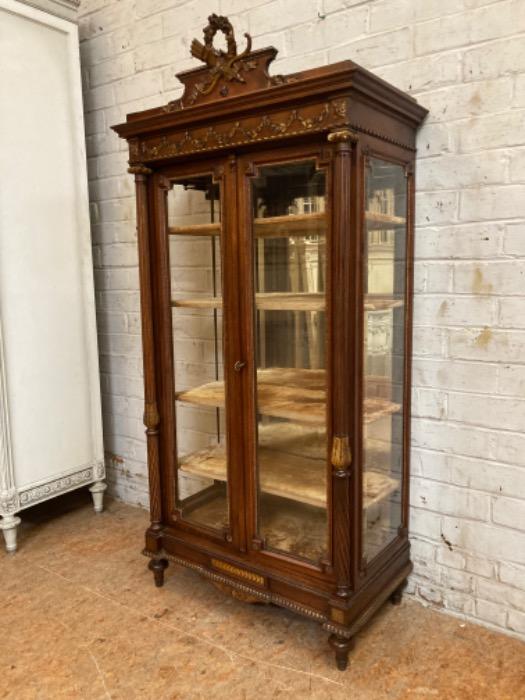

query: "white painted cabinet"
left=0, top=0, right=105, bottom=552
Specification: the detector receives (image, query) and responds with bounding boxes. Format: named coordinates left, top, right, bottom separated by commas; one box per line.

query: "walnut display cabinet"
left=113, top=15, right=427, bottom=670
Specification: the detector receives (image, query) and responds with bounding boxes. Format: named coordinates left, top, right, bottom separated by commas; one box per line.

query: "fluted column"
left=327, top=129, right=358, bottom=598
left=129, top=164, right=162, bottom=531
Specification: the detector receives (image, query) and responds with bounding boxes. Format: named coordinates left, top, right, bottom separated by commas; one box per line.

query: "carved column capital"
left=331, top=435, right=352, bottom=477
left=144, top=402, right=160, bottom=430
left=0, top=489, right=19, bottom=516
left=128, top=164, right=153, bottom=176
left=327, top=129, right=359, bottom=144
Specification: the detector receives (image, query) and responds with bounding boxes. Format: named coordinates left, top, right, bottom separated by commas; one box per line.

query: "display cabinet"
left=113, top=14, right=427, bottom=669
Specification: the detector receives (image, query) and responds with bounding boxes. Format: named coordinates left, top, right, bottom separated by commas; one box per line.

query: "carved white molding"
left=16, top=460, right=105, bottom=510
left=0, top=317, right=18, bottom=515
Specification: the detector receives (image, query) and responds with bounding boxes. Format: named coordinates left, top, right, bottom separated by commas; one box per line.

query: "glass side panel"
left=168, top=174, right=229, bottom=534
left=362, top=157, right=407, bottom=562
left=250, top=160, right=328, bottom=564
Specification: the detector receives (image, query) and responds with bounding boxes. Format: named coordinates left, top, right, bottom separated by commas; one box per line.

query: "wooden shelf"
left=176, top=368, right=400, bottom=425
left=256, top=292, right=325, bottom=311
left=254, top=212, right=326, bottom=238
left=172, top=292, right=325, bottom=311
left=172, top=293, right=403, bottom=313
left=365, top=211, right=406, bottom=229
left=169, top=222, right=221, bottom=236
left=364, top=295, right=404, bottom=312
left=179, top=423, right=399, bottom=509
left=168, top=212, right=326, bottom=238
left=166, top=212, right=404, bottom=236
left=172, top=297, right=223, bottom=309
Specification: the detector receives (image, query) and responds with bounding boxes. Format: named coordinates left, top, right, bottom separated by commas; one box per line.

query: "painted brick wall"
left=78, top=0, right=525, bottom=639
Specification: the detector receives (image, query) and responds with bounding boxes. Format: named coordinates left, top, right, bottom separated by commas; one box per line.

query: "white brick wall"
left=78, top=0, right=525, bottom=639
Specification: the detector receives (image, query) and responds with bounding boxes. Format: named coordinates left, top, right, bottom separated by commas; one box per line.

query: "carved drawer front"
left=211, top=558, right=266, bottom=587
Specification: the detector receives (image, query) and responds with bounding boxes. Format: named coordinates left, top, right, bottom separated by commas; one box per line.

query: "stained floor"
left=1, top=493, right=524, bottom=700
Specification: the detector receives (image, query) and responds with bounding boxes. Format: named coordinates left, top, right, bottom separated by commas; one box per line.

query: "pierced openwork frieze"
left=134, top=99, right=348, bottom=163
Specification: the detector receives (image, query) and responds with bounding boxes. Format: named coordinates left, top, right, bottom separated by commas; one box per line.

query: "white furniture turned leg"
left=89, top=481, right=107, bottom=513
left=0, top=513, right=21, bottom=553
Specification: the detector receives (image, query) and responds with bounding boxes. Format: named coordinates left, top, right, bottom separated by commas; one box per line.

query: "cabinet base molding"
left=142, top=544, right=412, bottom=668
left=210, top=580, right=266, bottom=604
left=0, top=462, right=106, bottom=553
left=143, top=547, right=325, bottom=622
left=16, top=461, right=105, bottom=509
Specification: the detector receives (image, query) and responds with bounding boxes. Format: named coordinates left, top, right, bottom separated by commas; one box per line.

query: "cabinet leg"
left=148, top=557, right=168, bottom=587
left=0, top=513, right=21, bottom=553
left=89, top=481, right=107, bottom=513
left=390, top=579, right=407, bottom=606
left=328, top=633, right=354, bottom=671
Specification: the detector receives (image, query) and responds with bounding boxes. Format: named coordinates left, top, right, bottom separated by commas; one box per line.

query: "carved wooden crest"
left=165, top=14, right=289, bottom=111
left=189, top=14, right=255, bottom=101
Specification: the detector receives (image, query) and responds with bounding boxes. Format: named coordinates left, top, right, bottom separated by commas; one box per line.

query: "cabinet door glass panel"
left=362, top=157, right=407, bottom=561
left=168, top=174, right=229, bottom=534
left=251, top=160, right=328, bottom=564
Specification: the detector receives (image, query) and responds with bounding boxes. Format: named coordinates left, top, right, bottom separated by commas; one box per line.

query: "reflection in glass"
left=362, top=158, right=407, bottom=561
left=168, top=175, right=229, bottom=533
left=251, top=160, right=328, bottom=564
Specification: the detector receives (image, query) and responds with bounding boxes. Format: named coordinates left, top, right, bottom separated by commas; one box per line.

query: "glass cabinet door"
left=248, top=159, right=329, bottom=565
left=167, top=173, right=230, bottom=536
left=362, top=157, right=408, bottom=562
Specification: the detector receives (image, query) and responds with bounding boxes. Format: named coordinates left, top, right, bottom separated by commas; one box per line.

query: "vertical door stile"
left=151, top=173, right=177, bottom=522
left=222, top=154, right=247, bottom=552
left=401, top=161, right=415, bottom=538
left=235, top=154, right=258, bottom=553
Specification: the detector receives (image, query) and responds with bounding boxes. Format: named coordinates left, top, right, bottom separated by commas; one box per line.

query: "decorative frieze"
left=133, top=99, right=348, bottom=163
left=17, top=461, right=105, bottom=509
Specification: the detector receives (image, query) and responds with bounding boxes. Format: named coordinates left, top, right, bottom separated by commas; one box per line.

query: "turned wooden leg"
left=390, top=579, right=407, bottom=606
left=89, top=480, right=107, bottom=513
left=148, top=557, right=168, bottom=587
left=328, top=633, right=354, bottom=671
left=0, top=514, right=21, bottom=553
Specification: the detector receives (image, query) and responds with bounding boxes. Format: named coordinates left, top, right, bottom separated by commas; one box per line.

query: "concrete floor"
left=1, top=494, right=524, bottom=700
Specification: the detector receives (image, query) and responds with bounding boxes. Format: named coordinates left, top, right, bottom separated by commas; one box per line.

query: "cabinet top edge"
left=111, top=14, right=427, bottom=141
left=112, top=58, right=428, bottom=141
left=12, top=0, right=79, bottom=22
